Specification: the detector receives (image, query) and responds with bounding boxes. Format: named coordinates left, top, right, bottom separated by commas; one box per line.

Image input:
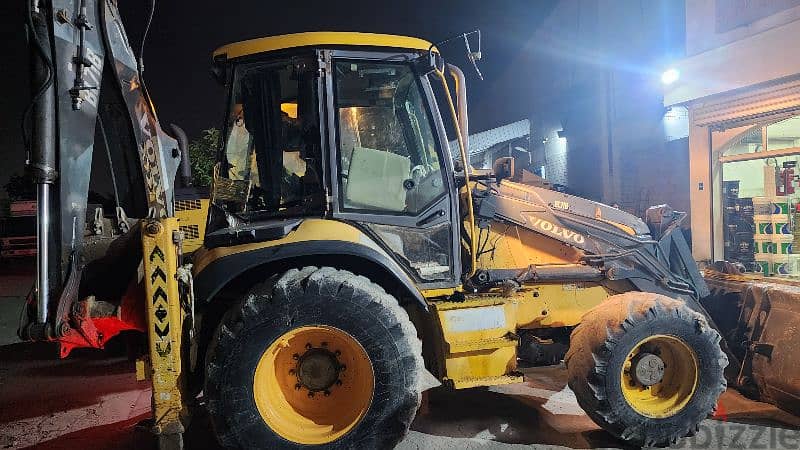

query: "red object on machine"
left=47, top=280, right=148, bottom=358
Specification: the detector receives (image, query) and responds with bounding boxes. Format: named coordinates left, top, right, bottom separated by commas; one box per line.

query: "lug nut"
left=295, top=383, right=302, bottom=390
left=323, top=390, right=331, bottom=397
left=292, top=353, right=299, bottom=360
left=340, top=364, right=346, bottom=371
left=289, top=369, right=295, bottom=375
left=334, top=350, right=341, bottom=356
left=308, top=392, right=315, bottom=398
left=305, top=343, right=312, bottom=350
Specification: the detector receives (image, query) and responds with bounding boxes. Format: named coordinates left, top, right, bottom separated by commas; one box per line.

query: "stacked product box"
left=723, top=181, right=755, bottom=266
left=753, top=195, right=800, bottom=276
left=794, top=203, right=800, bottom=257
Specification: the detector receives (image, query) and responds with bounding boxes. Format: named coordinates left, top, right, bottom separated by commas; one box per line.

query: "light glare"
left=661, top=68, right=680, bottom=85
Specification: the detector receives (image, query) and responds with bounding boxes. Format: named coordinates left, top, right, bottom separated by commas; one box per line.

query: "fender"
left=193, top=219, right=427, bottom=309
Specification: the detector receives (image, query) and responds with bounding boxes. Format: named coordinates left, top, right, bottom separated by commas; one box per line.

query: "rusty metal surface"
left=705, top=270, right=800, bottom=417
left=741, top=283, right=800, bottom=416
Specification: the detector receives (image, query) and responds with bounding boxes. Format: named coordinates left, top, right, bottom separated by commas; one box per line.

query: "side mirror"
left=493, top=157, right=514, bottom=182
left=414, top=50, right=444, bottom=76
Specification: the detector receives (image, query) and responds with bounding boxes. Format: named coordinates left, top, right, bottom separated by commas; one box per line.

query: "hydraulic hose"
left=22, top=1, right=53, bottom=149
left=136, top=0, right=156, bottom=108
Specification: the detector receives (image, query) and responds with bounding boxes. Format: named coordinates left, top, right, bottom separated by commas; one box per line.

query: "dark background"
left=1, top=0, right=683, bottom=195
left=115, top=0, right=560, bottom=138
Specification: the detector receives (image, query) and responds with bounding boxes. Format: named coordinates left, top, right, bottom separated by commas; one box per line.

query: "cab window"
left=215, top=58, right=322, bottom=218
left=334, top=61, right=446, bottom=215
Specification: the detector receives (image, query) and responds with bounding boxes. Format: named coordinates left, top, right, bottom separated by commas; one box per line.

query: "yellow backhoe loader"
left=20, top=1, right=796, bottom=449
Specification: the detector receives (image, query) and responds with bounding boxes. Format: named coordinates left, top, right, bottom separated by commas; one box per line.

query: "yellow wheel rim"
left=620, top=334, right=699, bottom=418
left=253, top=325, right=374, bottom=445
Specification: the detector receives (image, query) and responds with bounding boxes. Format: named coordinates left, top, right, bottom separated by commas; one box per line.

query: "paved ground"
left=0, top=258, right=32, bottom=346
left=1, top=259, right=799, bottom=449
left=1, top=345, right=797, bottom=450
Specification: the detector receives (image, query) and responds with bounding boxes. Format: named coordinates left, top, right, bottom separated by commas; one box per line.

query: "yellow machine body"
left=426, top=281, right=611, bottom=389
left=174, top=198, right=210, bottom=253
left=408, top=181, right=616, bottom=389
left=194, top=219, right=397, bottom=274
left=212, top=31, right=436, bottom=60
left=194, top=33, right=626, bottom=393
left=193, top=214, right=613, bottom=391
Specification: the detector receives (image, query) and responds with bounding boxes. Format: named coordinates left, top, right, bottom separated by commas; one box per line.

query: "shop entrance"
left=717, top=115, right=800, bottom=276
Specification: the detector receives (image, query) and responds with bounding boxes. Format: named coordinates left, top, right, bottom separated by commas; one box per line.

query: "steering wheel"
left=410, top=164, right=429, bottom=182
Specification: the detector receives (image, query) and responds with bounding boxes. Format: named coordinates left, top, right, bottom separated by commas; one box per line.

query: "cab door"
left=323, top=50, right=461, bottom=288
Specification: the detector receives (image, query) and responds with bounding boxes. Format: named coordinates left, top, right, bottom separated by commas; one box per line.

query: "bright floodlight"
left=661, top=68, right=680, bottom=85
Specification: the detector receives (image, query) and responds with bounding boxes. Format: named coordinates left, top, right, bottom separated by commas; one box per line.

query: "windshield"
left=334, top=60, right=447, bottom=215
left=214, top=57, right=322, bottom=219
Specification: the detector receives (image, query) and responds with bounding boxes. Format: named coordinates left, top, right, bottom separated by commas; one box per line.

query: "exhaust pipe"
left=446, top=64, right=469, bottom=154
left=169, top=123, right=193, bottom=187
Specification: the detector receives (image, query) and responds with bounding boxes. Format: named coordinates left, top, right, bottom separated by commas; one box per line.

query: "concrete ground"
left=1, top=259, right=799, bottom=449
left=0, top=258, right=32, bottom=346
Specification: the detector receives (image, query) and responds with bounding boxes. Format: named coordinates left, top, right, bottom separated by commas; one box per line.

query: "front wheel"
left=204, top=266, right=424, bottom=449
left=565, top=292, right=728, bottom=447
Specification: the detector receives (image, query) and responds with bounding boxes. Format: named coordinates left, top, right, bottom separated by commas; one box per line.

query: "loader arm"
left=474, top=179, right=710, bottom=302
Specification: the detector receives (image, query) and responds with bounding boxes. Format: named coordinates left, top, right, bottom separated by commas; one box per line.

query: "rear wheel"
left=204, top=266, right=423, bottom=449
left=565, top=292, right=728, bottom=447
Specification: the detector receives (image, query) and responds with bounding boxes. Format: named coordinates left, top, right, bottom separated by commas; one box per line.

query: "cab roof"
left=213, top=32, right=436, bottom=60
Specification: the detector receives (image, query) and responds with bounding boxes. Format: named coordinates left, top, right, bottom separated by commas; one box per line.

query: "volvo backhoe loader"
left=20, top=1, right=783, bottom=448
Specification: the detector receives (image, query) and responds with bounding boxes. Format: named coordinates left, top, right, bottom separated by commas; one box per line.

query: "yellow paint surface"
left=214, top=32, right=436, bottom=59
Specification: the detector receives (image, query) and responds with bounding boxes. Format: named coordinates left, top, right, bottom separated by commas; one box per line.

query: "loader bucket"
left=737, top=283, right=800, bottom=415
left=705, top=274, right=800, bottom=416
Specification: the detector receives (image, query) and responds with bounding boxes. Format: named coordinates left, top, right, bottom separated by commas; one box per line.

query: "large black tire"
left=204, top=266, right=424, bottom=449
left=565, top=292, right=728, bottom=447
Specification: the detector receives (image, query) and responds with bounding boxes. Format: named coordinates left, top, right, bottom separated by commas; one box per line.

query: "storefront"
left=675, top=80, right=800, bottom=277
left=716, top=115, right=800, bottom=276
left=664, top=1, right=800, bottom=277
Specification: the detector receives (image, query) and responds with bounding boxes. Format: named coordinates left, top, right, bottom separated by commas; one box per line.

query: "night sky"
left=116, top=0, right=560, bottom=139
left=2, top=1, right=683, bottom=193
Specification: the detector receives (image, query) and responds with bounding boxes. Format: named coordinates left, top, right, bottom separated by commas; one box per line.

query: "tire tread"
left=205, top=266, right=423, bottom=449
left=565, top=291, right=728, bottom=447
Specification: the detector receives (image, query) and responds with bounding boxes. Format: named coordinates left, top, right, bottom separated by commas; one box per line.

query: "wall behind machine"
left=527, top=0, right=689, bottom=218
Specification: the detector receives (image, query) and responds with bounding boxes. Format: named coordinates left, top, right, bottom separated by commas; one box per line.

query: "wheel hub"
left=631, top=352, right=665, bottom=386
left=297, top=347, right=342, bottom=392
left=253, top=325, right=374, bottom=445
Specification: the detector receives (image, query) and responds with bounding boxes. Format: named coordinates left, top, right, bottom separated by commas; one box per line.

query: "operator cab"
left=208, top=32, right=463, bottom=286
